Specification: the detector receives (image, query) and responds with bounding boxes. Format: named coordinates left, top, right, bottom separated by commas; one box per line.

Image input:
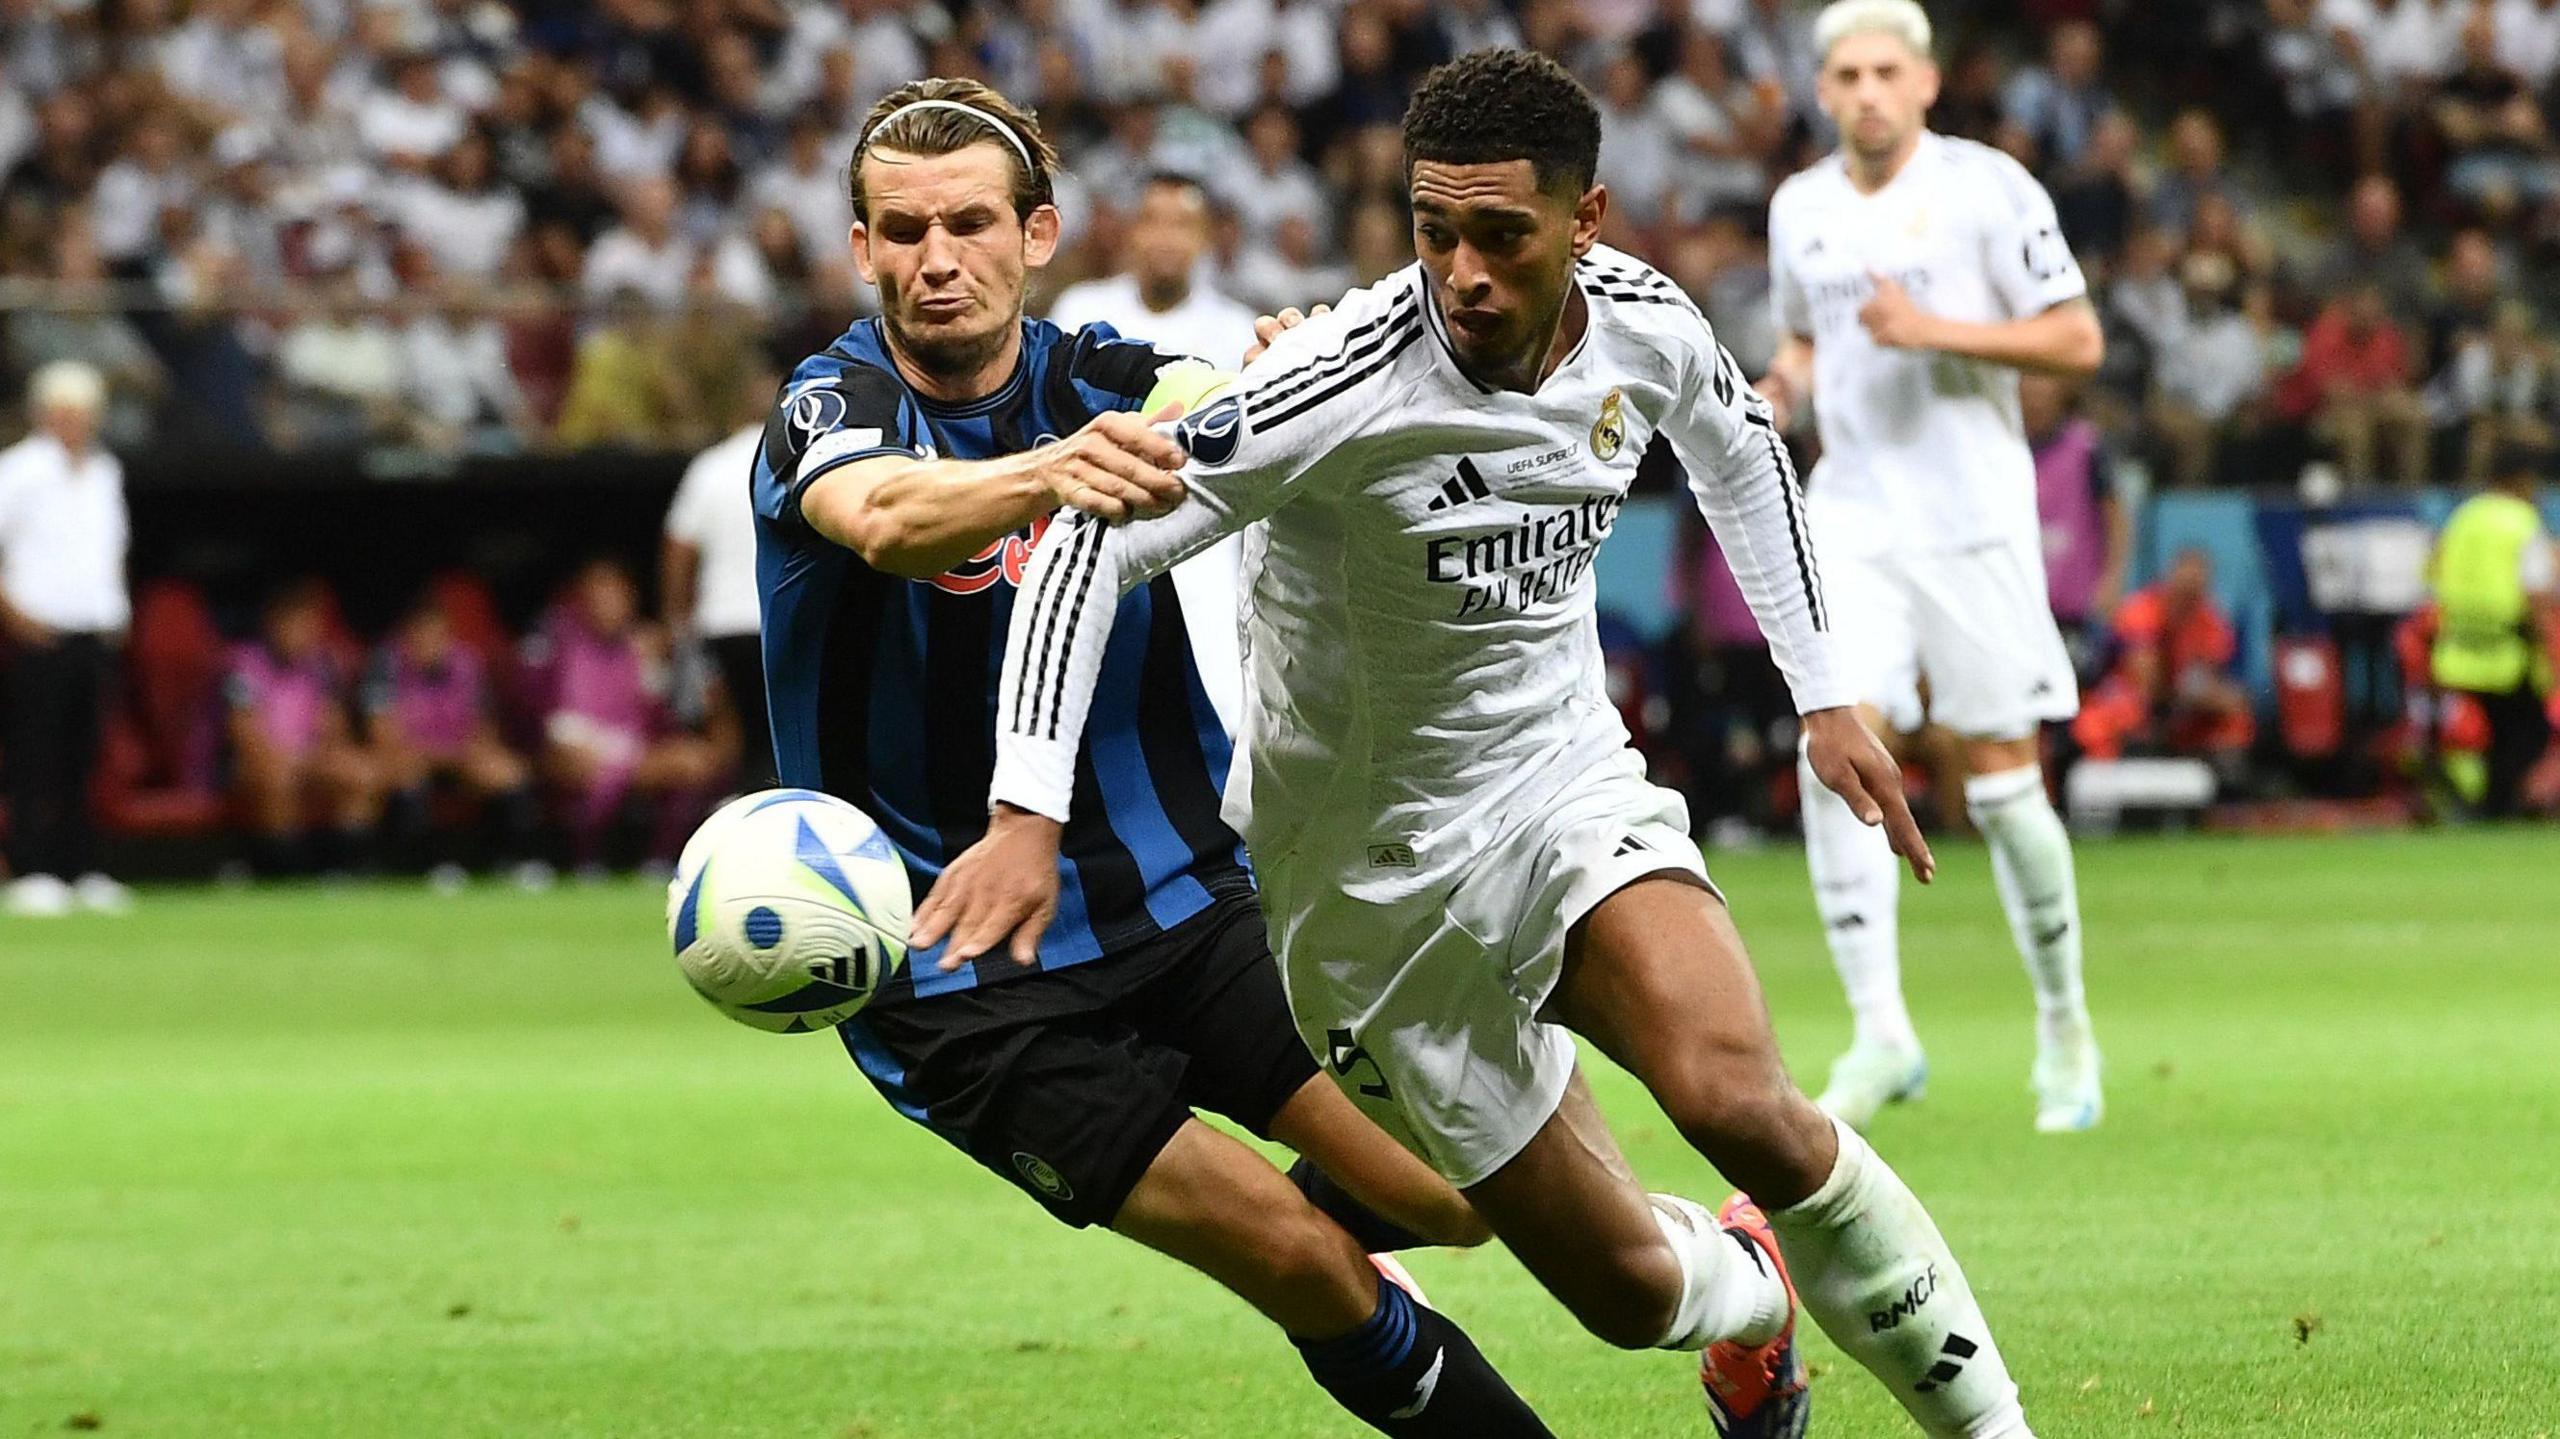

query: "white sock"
left=1800, top=744, right=1917, bottom=1052
left=1770, top=1119, right=2032, bottom=1439
left=1963, top=766, right=2088, bottom=1034
left=1646, top=1194, right=1789, bottom=1350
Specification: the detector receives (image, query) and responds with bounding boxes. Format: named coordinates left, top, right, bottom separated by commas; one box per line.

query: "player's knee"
left=1241, top=1203, right=1366, bottom=1302
left=1557, top=1238, right=1685, bottom=1350
left=1655, top=1056, right=1804, bottom=1166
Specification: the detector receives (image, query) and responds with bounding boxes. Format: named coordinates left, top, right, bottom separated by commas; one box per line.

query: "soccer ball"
left=666, top=789, right=912, bottom=1032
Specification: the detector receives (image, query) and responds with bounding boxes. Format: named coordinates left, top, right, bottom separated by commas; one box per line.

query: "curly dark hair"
left=1402, top=49, right=1602, bottom=197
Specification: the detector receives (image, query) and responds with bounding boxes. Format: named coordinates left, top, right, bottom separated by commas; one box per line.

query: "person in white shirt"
left=1046, top=172, right=1261, bottom=731
left=0, top=363, right=135, bottom=917
left=925, top=49, right=2042, bottom=1439
left=581, top=174, right=695, bottom=310
left=2493, top=0, right=2560, bottom=86
left=1757, top=0, right=2108, bottom=1133
left=662, top=366, right=777, bottom=785
left=358, top=51, right=468, bottom=173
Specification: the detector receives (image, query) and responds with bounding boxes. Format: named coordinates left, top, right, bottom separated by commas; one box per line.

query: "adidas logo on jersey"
left=1425, top=458, right=1494, bottom=512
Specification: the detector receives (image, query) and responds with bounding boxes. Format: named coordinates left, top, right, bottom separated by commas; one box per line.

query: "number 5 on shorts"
left=1325, top=1027, right=1394, bottom=1102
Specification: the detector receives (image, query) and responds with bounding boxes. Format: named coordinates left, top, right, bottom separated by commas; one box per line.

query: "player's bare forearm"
left=803, top=409, right=1190, bottom=579
left=1756, top=334, right=1816, bottom=431
left=1904, top=300, right=2104, bottom=378
left=659, top=536, right=700, bottom=634
left=909, top=803, right=1063, bottom=970
left=801, top=452, right=1061, bottom=578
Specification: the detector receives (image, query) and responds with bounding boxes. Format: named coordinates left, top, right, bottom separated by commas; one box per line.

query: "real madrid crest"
left=1591, top=387, right=1627, bottom=461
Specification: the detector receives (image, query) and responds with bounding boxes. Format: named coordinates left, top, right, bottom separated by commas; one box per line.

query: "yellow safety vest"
left=2430, top=492, right=2546, bottom=694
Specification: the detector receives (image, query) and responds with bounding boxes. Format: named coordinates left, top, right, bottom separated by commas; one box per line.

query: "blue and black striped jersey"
left=752, top=316, right=1250, bottom=1000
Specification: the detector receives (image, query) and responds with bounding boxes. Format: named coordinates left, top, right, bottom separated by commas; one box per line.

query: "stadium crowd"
left=4, top=0, right=2558, bottom=902
left=1, top=0, right=2557, bottom=480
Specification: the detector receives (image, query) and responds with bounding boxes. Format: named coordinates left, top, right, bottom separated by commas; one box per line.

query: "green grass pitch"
left=5, top=829, right=2557, bottom=1437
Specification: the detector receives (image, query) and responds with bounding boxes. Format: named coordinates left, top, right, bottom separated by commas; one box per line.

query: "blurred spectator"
left=2263, top=0, right=2363, bottom=152
left=2001, top=19, right=2117, bottom=173
left=2147, top=109, right=2242, bottom=239
left=2051, top=109, right=2138, bottom=268
left=1050, top=172, right=1258, bottom=366
left=272, top=281, right=407, bottom=450
left=387, top=128, right=526, bottom=284
left=1219, top=106, right=1327, bottom=255
left=2430, top=300, right=2557, bottom=483
left=553, top=289, right=699, bottom=450
left=1931, top=45, right=2008, bottom=147
left=1593, top=47, right=1676, bottom=229
left=1225, top=210, right=1351, bottom=315
left=226, top=578, right=383, bottom=877
left=2026, top=373, right=2132, bottom=670
left=0, top=362, right=132, bottom=917
left=1653, top=27, right=1780, bottom=220
left=2317, top=175, right=2430, bottom=317
left=90, top=111, right=194, bottom=270
left=2436, top=7, right=2559, bottom=212
left=2148, top=256, right=2283, bottom=487
left=2427, top=445, right=2559, bottom=816
left=5, top=213, right=168, bottom=450
left=360, top=49, right=470, bottom=173
left=2281, top=281, right=2428, bottom=487
left=400, top=282, right=536, bottom=456
left=662, top=365, right=776, bottom=788
left=1730, top=0, right=1822, bottom=136
left=747, top=109, right=856, bottom=274
left=581, top=173, right=694, bottom=308
left=2073, top=548, right=2256, bottom=779
left=526, top=557, right=731, bottom=870
left=2492, top=0, right=2560, bottom=87
left=159, top=0, right=285, bottom=127
left=364, top=593, right=544, bottom=883
left=2426, top=227, right=2508, bottom=380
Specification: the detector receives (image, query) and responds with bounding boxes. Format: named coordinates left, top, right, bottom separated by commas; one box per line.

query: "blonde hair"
left=1814, top=0, right=1934, bottom=61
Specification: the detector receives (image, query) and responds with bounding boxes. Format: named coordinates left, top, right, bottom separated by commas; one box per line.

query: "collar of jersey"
left=865, top=318, right=1033, bottom=419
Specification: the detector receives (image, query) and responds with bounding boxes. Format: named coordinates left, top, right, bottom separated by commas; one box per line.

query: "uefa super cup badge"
left=1592, top=387, right=1627, bottom=461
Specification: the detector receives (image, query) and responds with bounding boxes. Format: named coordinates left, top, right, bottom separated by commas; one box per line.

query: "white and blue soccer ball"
left=666, top=789, right=912, bottom=1033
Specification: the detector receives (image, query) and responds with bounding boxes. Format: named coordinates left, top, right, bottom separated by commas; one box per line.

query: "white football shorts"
left=1257, top=749, right=1717, bottom=1188
left=1818, top=532, right=2079, bottom=740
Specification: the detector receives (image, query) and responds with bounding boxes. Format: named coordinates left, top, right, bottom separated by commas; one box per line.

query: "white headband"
left=862, top=99, right=1035, bottom=174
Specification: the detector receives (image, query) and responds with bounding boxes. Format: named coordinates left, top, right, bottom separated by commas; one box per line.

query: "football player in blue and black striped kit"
left=751, top=78, right=1551, bottom=1436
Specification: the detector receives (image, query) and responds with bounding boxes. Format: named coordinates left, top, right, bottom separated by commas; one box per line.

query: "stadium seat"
left=2139, top=493, right=2276, bottom=712
left=94, top=579, right=229, bottom=837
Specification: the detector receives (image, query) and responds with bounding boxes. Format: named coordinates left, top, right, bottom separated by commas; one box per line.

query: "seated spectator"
left=364, top=593, right=544, bottom=883
left=227, top=580, right=383, bottom=875
left=386, top=128, right=524, bottom=284
left=359, top=49, right=468, bottom=175
left=5, top=210, right=168, bottom=449
left=2263, top=0, right=2363, bottom=155
left=524, top=558, right=731, bottom=871
left=2425, top=228, right=2507, bottom=381
left=2051, top=110, right=2139, bottom=270
left=398, top=277, right=534, bottom=456
left=2314, top=176, right=2430, bottom=317
left=2437, top=8, right=2560, bottom=212
left=2147, top=109, right=2243, bottom=239
left=2493, top=0, right=2560, bottom=88
left=581, top=174, right=693, bottom=311
left=2001, top=18, right=2119, bottom=173
left=2148, top=256, right=2284, bottom=487
left=2278, top=281, right=2429, bottom=487
left=2073, top=548, right=2256, bottom=781
left=270, top=279, right=407, bottom=451
left=1653, top=27, right=1779, bottom=221
left=2429, top=299, right=2557, bottom=483
left=1594, top=48, right=1677, bottom=232
left=551, top=288, right=697, bottom=450
left=1218, top=106, right=1328, bottom=254
left=2026, top=373, right=2132, bottom=674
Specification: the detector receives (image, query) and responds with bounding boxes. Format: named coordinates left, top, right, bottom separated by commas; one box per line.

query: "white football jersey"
left=991, top=245, right=1849, bottom=899
left=1769, top=132, right=2088, bottom=558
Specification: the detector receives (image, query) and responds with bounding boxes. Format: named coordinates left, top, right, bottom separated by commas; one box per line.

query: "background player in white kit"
left=921, top=49, right=2046, bottom=1439
left=1758, top=0, right=2109, bottom=1133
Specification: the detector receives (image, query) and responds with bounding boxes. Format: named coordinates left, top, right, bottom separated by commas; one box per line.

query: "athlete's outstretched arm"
left=1662, top=334, right=1936, bottom=882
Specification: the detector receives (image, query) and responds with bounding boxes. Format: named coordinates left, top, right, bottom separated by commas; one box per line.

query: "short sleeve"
left=665, top=446, right=716, bottom=544
left=1054, top=319, right=1196, bottom=416
left=750, top=361, right=924, bottom=529
left=1979, top=152, right=2088, bottom=319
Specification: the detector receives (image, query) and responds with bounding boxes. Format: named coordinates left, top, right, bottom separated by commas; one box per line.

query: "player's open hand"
left=1802, top=707, right=1937, bottom=883
left=1245, top=303, right=1331, bottom=365
left=909, top=804, right=1065, bottom=971
left=1040, top=407, right=1189, bottom=524
left=1857, top=274, right=1937, bottom=351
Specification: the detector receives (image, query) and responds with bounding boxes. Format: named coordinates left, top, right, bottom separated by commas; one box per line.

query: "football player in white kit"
left=1758, top=0, right=2109, bottom=1134
left=920, top=49, right=2043, bottom=1439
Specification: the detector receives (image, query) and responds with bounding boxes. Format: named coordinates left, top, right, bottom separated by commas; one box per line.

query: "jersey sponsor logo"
left=1423, top=494, right=1624, bottom=620
left=927, top=513, right=1053, bottom=596
left=1175, top=393, right=1245, bottom=466
left=1591, top=387, right=1627, bottom=461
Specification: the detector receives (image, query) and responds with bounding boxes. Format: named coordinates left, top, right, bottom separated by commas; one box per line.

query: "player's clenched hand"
left=909, top=805, right=1064, bottom=970
left=1038, top=406, right=1188, bottom=524
left=1802, top=707, right=1937, bottom=883
left=1244, top=303, right=1331, bottom=365
left=1752, top=372, right=1794, bottom=433
left=1857, top=274, right=1938, bottom=351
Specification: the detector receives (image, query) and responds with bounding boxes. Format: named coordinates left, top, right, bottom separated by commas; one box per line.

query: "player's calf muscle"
left=1111, top=1121, right=1377, bottom=1338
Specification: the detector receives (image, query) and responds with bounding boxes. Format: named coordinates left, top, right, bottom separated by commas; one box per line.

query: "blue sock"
left=1293, top=1275, right=1553, bottom=1437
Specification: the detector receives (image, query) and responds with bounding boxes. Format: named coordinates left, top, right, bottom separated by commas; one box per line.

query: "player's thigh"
left=1551, top=875, right=1833, bottom=1206
left=1460, top=1068, right=1683, bottom=1349
left=1909, top=540, right=2079, bottom=741
left=838, top=974, right=1193, bottom=1231
left=1133, top=896, right=1319, bottom=1141
left=1821, top=546, right=1926, bottom=733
